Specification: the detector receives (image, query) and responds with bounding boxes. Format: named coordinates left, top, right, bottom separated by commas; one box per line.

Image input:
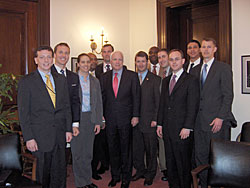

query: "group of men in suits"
left=18, top=37, right=235, bottom=188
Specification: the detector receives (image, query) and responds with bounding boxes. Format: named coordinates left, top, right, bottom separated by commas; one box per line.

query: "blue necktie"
left=201, top=64, right=208, bottom=87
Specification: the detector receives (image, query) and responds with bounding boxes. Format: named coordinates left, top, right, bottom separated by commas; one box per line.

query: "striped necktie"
left=45, top=74, right=56, bottom=108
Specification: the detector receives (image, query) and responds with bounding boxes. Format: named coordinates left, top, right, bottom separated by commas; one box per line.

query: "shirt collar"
left=38, top=69, right=51, bottom=77
left=113, top=67, right=123, bottom=76
left=190, top=57, right=201, bottom=66
left=138, top=69, right=148, bottom=77
left=54, top=64, right=66, bottom=73
left=203, top=57, right=214, bottom=69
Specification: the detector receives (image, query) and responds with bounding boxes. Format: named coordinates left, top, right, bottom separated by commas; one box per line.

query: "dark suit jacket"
left=51, top=65, right=80, bottom=123
left=18, top=70, right=72, bottom=152
left=95, top=63, right=104, bottom=80
left=157, top=71, right=200, bottom=141
left=139, top=71, right=161, bottom=133
left=100, top=68, right=140, bottom=127
left=79, top=74, right=103, bottom=126
left=190, top=60, right=235, bottom=131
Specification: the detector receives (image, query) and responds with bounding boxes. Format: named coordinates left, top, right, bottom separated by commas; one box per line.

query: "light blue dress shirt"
left=79, top=74, right=91, bottom=112
left=138, top=69, right=148, bottom=83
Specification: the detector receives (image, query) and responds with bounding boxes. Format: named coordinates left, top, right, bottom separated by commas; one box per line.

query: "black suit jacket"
left=157, top=71, right=199, bottom=141
left=51, top=65, right=80, bottom=123
left=100, top=68, right=140, bottom=127
left=95, top=63, right=104, bottom=80
left=18, top=70, right=72, bottom=152
left=139, top=71, right=161, bottom=133
left=190, top=60, right=236, bottom=131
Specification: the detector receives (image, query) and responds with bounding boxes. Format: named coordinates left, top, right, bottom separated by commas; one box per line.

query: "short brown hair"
left=101, top=44, right=114, bottom=52
left=158, top=48, right=168, bottom=55
left=135, top=51, right=148, bottom=61
left=77, top=53, right=90, bottom=63
left=169, top=49, right=184, bottom=59
left=34, top=46, right=53, bottom=58
left=202, top=37, right=217, bottom=47
left=54, top=42, right=70, bottom=53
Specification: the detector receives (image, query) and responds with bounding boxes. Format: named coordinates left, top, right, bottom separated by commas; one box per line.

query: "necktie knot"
left=106, top=64, right=110, bottom=71
left=45, top=74, right=49, bottom=79
left=152, top=65, right=157, bottom=75
left=60, top=69, right=65, bottom=75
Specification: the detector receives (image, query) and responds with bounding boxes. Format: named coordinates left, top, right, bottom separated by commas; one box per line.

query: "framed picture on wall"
left=241, top=55, right=250, bottom=94
left=71, top=57, right=103, bottom=73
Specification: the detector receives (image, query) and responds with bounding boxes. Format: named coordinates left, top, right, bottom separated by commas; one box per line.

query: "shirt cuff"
left=72, top=122, right=79, bottom=127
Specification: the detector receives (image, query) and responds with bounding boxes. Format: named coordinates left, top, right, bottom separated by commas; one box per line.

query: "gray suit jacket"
left=79, top=74, right=103, bottom=126
left=191, top=60, right=236, bottom=131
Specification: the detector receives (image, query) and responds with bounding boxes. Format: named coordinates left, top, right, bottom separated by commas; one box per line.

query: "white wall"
left=231, top=0, right=250, bottom=140
left=50, top=0, right=157, bottom=70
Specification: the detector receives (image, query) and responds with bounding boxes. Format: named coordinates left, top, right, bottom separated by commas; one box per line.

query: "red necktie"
left=169, top=75, right=176, bottom=94
left=113, top=73, right=118, bottom=97
left=152, top=65, right=157, bottom=75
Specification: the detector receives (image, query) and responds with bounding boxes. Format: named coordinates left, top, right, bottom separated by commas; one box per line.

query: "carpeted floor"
left=67, top=165, right=169, bottom=188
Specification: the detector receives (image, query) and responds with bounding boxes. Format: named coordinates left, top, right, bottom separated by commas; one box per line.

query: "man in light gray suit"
left=190, top=38, right=236, bottom=188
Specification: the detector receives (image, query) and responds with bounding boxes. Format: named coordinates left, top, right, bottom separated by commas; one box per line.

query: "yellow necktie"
left=45, top=74, right=56, bottom=108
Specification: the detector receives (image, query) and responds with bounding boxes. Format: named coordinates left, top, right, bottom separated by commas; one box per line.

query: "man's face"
left=135, top=56, right=148, bottom=73
left=35, top=50, right=53, bottom=73
left=200, top=40, right=217, bottom=61
left=54, top=45, right=70, bottom=67
left=111, top=52, right=123, bottom=71
left=77, top=55, right=91, bottom=73
left=158, top=51, right=169, bottom=68
left=101, top=46, right=113, bottom=63
left=88, top=53, right=98, bottom=70
left=168, top=51, right=185, bottom=73
left=187, top=42, right=200, bottom=60
left=149, top=47, right=159, bottom=65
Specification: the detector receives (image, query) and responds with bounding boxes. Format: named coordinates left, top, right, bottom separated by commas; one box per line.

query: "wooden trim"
left=157, top=0, right=167, bottom=48
left=219, top=0, right=232, bottom=65
left=37, top=0, right=50, bottom=46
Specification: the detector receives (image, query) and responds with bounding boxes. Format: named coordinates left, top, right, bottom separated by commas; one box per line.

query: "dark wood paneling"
left=157, top=0, right=167, bottom=49
left=38, top=0, right=50, bottom=46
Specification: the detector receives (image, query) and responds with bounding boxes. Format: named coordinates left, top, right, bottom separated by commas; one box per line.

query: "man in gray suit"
left=190, top=38, right=235, bottom=188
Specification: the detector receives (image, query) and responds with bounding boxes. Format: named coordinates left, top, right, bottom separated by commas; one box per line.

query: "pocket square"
left=72, top=84, right=77, bottom=86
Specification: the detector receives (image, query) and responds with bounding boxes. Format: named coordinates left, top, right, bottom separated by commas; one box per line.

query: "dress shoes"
left=131, top=174, right=144, bottom=181
left=97, top=165, right=109, bottom=174
left=161, top=170, right=168, bottom=181
left=108, top=179, right=120, bottom=187
left=121, top=181, right=130, bottom=188
left=92, top=173, right=102, bottom=180
left=144, top=178, right=153, bottom=186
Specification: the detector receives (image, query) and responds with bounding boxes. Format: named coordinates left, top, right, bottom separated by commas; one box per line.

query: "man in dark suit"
left=184, top=40, right=203, bottom=73
left=132, top=51, right=161, bottom=186
left=190, top=38, right=234, bottom=188
left=92, top=44, right=114, bottom=178
left=18, top=46, right=72, bottom=188
left=157, top=49, right=199, bottom=188
left=100, top=51, right=140, bottom=188
left=51, top=42, right=80, bottom=165
left=95, top=44, right=114, bottom=79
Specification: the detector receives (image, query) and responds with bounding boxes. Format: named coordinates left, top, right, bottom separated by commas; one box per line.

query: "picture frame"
left=241, top=55, right=250, bottom=94
left=71, top=57, right=103, bottom=73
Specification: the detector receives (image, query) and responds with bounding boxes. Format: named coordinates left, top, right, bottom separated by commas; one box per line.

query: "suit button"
left=200, top=98, right=203, bottom=101
left=168, top=107, right=171, bottom=110
left=200, top=109, right=202, bottom=111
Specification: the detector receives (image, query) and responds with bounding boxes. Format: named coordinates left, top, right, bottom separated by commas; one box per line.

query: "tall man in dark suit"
left=92, top=44, right=114, bottom=178
left=18, top=46, right=72, bottom=188
left=100, top=51, right=140, bottom=188
left=157, top=49, right=199, bottom=188
left=190, top=38, right=234, bottom=188
left=95, top=44, right=114, bottom=79
left=51, top=42, right=81, bottom=164
left=184, top=40, right=202, bottom=73
left=132, top=51, right=161, bottom=186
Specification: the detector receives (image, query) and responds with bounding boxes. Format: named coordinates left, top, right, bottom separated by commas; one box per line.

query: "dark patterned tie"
left=60, top=69, right=65, bottom=77
left=169, top=75, right=176, bottom=95
left=152, top=65, right=157, bottom=75
left=106, top=64, right=110, bottom=72
left=189, top=63, right=194, bottom=72
left=163, top=70, right=167, bottom=78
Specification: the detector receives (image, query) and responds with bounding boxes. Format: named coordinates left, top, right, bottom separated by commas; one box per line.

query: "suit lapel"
left=170, top=71, right=187, bottom=95
left=108, top=70, right=115, bottom=98
left=202, top=60, right=217, bottom=91
left=141, top=71, right=150, bottom=87
left=116, top=69, right=126, bottom=98
left=165, top=76, right=171, bottom=98
left=52, top=71, right=60, bottom=109
left=35, top=70, right=55, bottom=109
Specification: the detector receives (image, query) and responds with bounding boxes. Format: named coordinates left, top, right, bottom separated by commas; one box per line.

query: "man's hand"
left=210, top=118, right=223, bottom=133
left=73, top=127, right=80, bottom=136
left=179, top=128, right=190, bottom=139
left=131, top=117, right=139, bottom=127
left=66, top=132, right=72, bottom=142
left=157, top=126, right=163, bottom=138
left=26, top=139, right=38, bottom=152
left=151, top=121, right=157, bottom=127
left=94, top=125, right=101, bottom=135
